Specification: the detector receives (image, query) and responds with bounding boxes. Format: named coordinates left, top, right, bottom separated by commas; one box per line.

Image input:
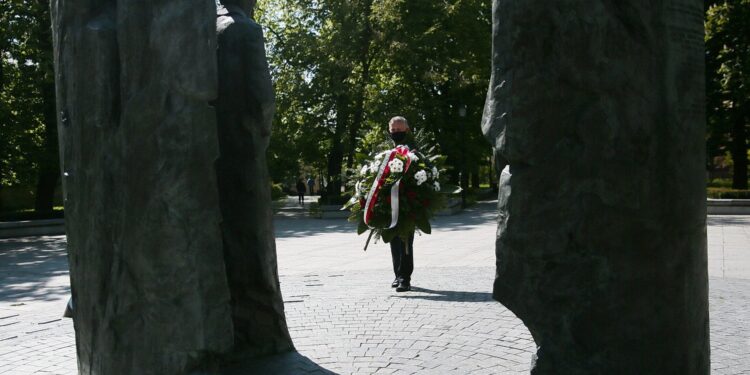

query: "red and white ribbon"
left=364, top=146, right=412, bottom=229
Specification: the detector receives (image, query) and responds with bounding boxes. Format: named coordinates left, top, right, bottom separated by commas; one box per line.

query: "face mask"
left=390, top=131, right=407, bottom=144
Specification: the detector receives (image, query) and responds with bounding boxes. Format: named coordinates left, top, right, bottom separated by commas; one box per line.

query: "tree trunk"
left=346, top=0, right=373, bottom=169
left=34, top=80, right=60, bottom=212
left=327, top=92, right=349, bottom=200
left=33, top=165, right=58, bottom=211
left=326, top=140, right=344, bottom=200
left=32, top=3, right=60, bottom=213
left=460, top=170, right=469, bottom=192
left=488, top=154, right=498, bottom=189
left=730, top=113, right=748, bottom=189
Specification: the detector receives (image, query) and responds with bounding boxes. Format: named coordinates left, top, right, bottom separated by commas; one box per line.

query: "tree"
left=257, top=0, right=494, bottom=197
left=256, top=1, right=330, bottom=187
left=706, top=1, right=750, bottom=189
left=0, top=0, right=59, bottom=210
left=257, top=0, right=379, bottom=200
left=370, top=0, right=493, bottom=189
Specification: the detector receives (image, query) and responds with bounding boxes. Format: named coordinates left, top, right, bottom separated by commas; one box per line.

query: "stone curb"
left=707, top=199, right=750, bottom=215
left=318, top=207, right=350, bottom=219
left=0, top=219, right=65, bottom=239
left=1, top=199, right=745, bottom=238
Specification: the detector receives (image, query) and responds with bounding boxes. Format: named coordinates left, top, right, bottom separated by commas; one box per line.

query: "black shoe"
left=396, top=281, right=411, bottom=292
left=391, top=278, right=400, bottom=288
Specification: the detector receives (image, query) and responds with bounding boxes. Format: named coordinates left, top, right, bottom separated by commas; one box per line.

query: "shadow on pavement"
left=431, top=200, right=498, bottom=231
left=0, top=236, right=69, bottom=303
left=274, top=218, right=356, bottom=238
left=273, top=200, right=499, bottom=238
left=707, top=216, right=750, bottom=226
left=219, top=350, right=337, bottom=374
left=392, top=286, right=494, bottom=302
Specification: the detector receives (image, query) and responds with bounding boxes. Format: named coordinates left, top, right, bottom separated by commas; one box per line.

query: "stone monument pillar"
left=214, top=0, right=294, bottom=358
left=50, top=1, right=291, bottom=373
left=482, top=1, right=710, bottom=374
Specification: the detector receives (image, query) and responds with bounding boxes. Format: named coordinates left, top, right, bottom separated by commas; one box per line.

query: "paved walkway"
left=1, top=201, right=749, bottom=374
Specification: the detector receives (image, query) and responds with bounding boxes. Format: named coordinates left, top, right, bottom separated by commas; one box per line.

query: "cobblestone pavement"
left=280, top=267, right=534, bottom=374
left=1, top=201, right=749, bottom=374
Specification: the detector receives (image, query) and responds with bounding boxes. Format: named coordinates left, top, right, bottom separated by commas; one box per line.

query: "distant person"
left=296, top=179, right=306, bottom=205
left=307, top=176, right=315, bottom=195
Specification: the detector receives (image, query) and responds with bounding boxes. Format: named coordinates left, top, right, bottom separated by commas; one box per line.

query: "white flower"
left=433, top=181, right=441, bottom=191
left=432, top=166, right=439, bottom=179
left=360, top=165, right=369, bottom=175
left=414, top=170, right=428, bottom=185
left=407, top=152, right=419, bottom=162
left=355, top=181, right=363, bottom=196
left=388, top=159, right=404, bottom=173
left=369, top=161, right=381, bottom=174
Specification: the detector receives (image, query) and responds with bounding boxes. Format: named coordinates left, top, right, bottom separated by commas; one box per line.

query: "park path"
left=1, top=200, right=748, bottom=374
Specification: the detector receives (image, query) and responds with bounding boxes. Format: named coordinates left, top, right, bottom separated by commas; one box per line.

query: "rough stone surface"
left=214, top=4, right=294, bottom=359
left=482, top=1, right=710, bottom=374
left=50, top=1, right=290, bottom=373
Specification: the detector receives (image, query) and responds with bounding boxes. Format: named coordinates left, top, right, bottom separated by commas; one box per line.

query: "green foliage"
left=368, top=0, right=493, bottom=178
left=707, top=187, right=750, bottom=199
left=10, top=1, right=743, bottom=209
left=415, top=214, right=431, bottom=234
left=1, top=0, right=52, bottom=186
left=256, top=0, right=373, bottom=188
left=0, top=185, right=35, bottom=210
left=270, top=182, right=285, bottom=200
left=356, top=217, right=369, bottom=235
left=0, top=206, right=63, bottom=222
left=318, top=193, right=352, bottom=205
left=708, top=178, right=735, bottom=188
left=357, top=127, right=391, bottom=156
left=1, top=0, right=59, bottom=212
left=256, top=0, right=493, bottom=191
left=706, top=1, right=750, bottom=189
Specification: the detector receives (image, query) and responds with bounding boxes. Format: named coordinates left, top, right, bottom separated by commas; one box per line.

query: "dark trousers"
left=298, top=192, right=304, bottom=203
left=390, top=234, right=414, bottom=283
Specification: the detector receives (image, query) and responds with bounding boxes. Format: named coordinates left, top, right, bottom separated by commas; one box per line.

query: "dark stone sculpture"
left=214, top=0, right=294, bottom=358
left=483, top=0, right=709, bottom=374
left=51, top=0, right=291, bottom=373
left=482, top=1, right=710, bottom=374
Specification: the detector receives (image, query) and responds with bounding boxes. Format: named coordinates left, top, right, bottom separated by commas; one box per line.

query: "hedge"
left=271, top=183, right=285, bottom=201
left=707, top=187, right=750, bottom=199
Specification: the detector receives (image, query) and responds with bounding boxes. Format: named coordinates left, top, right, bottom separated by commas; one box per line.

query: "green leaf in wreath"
left=342, top=199, right=354, bottom=210
left=415, top=215, right=432, bottom=234
left=381, top=229, right=397, bottom=243
left=355, top=210, right=367, bottom=223
left=357, top=219, right=369, bottom=235
left=355, top=152, right=368, bottom=161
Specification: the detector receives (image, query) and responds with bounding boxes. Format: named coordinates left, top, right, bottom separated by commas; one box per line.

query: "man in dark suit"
left=388, top=116, right=414, bottom=292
